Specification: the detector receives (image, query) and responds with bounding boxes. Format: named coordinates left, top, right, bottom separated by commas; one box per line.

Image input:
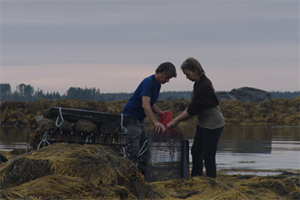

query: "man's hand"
left=142, top=96, right=166, bottom=132
left=154, top=122, right=166, bottom=133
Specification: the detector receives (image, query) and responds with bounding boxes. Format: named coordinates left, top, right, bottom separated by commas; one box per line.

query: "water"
left=0, top=125, right=299, bottom=171
left=0, top=127, right=29, bottom=150
left=182, top=125, right=300, bottom=171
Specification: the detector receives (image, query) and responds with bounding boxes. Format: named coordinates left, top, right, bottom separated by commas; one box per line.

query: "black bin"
left=145, top=128, right=189, bottom=182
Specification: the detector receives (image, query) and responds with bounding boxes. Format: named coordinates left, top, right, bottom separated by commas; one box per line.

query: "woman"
left=167, top=57, right=225, bottom=178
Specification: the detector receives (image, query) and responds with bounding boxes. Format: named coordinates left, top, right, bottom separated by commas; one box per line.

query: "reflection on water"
left=173, top=125, right=300, bottom=170
left=218, top=126, right=273, bottom=154
left=0, top=127, right=29, bottom=150
left=1, top=125, right=299, bottom=170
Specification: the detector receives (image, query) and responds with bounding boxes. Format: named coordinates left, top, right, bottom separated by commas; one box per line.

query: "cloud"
left=1, top=63, right=157, bottom=94
left=1, top=1, right=299, bottom=92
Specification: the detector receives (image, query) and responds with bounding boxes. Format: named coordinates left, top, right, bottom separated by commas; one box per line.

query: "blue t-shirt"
left=122, top=74, right=161, bottom=122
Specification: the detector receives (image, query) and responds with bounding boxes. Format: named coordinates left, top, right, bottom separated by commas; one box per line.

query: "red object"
left=159, top=110, right=173, bottom=127
left=151, top=110, right=180, bottom=142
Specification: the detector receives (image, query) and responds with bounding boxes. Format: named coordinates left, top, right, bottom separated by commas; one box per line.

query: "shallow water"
left=182, top=125, right=300, bottom=171
left=0, top=127, right=29, bottom=150
left=0, top=125, right=299, bottom=171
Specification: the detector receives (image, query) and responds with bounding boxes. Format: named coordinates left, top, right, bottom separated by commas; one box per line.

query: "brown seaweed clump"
left=0, top=143, right=299, bottom=199
left=0, top=143, right=156, bottom=199
left=150, top=173, right=300, bottom=200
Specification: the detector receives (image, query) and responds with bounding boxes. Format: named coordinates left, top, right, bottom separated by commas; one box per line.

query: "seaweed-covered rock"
left=0, top=143, right=299, bottom=200
left=34, top=115, right=55, bottom=130
left=100, top=121, right=121, bottom=134
left=1, top=97, right=299, bottom=127
left=1, top=158, right=52, bottom=188
left=0, top=99, right=120, bottom=127
left=75, top=119, right=98, bottom=133
left=56, top=120, right=73, bottom=132
left=0, top=143, right=156, bottom=199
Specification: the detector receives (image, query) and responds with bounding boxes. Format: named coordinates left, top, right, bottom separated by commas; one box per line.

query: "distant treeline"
left=0, top=83, right=299, bottom=102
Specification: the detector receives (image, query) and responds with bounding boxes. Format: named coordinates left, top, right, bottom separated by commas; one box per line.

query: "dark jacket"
left=187, top=75, right=219, bottom=116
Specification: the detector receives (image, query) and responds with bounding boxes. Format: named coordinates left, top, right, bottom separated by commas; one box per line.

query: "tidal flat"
left=1, top=143, right=299, bottom=200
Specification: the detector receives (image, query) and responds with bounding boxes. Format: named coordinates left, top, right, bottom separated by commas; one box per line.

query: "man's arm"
left=142, top=96, right=166, bottom=133
left=151, top=104, right=163, bottom=115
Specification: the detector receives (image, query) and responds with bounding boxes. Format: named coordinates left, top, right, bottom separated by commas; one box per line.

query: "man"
left=122, top=62, right=177, bottom=174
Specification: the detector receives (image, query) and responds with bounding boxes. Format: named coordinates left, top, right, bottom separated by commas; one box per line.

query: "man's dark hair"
left=155, top=62, right=177, bottom=78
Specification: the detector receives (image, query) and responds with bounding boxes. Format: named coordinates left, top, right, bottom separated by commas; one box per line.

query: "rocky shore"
left=1, top=96, right=299, bottom=128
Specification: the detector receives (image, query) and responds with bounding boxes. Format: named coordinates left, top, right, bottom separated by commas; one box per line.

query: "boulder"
left=34, top=115, right=55, bottom=130
left=229, top=87, right=271, bottom=104
left=56, top=120, right=73, bottom=132
left=216, top=91, right=237, bottom=102
left=75, top=119, right=98, bottom=133
left=216, top=87, right=271, bottom=104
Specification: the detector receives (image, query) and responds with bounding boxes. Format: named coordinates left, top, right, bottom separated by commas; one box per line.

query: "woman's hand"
left=167, top=109, right=191, bottom=128
left=167, top=120, right=180, bottom=128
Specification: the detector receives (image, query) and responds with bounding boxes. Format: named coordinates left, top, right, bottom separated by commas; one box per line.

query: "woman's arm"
left=167, top=108, right=192, bottom=128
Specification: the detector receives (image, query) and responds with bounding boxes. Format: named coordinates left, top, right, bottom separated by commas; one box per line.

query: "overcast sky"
left=1, top=0, right=299, bottom=94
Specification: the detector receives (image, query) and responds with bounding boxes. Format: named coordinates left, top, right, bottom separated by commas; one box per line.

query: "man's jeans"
left=125, top=118, right=148, bottom=174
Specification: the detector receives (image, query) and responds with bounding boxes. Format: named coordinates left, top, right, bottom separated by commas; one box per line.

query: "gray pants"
left=125, top=118, right=148, bottom=174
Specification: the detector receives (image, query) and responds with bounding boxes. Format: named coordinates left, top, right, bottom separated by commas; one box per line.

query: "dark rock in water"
left=75, top=119, right=98, bottom=133
left=230, top=87, right=271, bottom=104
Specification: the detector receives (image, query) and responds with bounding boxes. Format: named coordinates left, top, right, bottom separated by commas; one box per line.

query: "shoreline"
left=0, top=98, right=299, bottom=127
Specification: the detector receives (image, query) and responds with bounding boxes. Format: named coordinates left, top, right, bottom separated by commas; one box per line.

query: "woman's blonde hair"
left=181, top=57, right=205, bottom=77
